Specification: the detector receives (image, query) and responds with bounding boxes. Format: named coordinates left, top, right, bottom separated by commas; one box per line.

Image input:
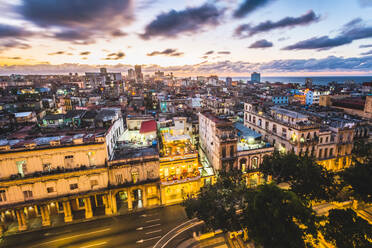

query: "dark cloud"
left=2, top=56, right=372, bottom=75
left=360, top=44, right=372, bottom=48
left=217, top=51, right=230, bottom=54
left=283, top=19, right=372, bottom=50
left=16, top=0, right=133, bottom=42
left=80, top=51, right=90, bottom=56
left=233, top=0, right=275, bottom=19
left=249, top=39, right=273, bottom=48
left=204, top=50, right=214, bottom=55
left=0, top=24, right=31, bottom=38
left=140, top=3, right=223, bottom=39
left=111, top=30, right=128, bottom=37
left=200, top=55, right=208, bottom=59
left=235, top=10, right=319, bottom=38
left=361, top=50, right=372, bottom=56
left=0, top=40, right=31, bottom=51
left=104, top=51, right=125, bottom=60
left=147, top=48, right=183, bottom=57
left=278, top=37, right=289, bottom=41
left=48, top=51, right=65, bottom=55
left=7, top=57, right=21, bottom=60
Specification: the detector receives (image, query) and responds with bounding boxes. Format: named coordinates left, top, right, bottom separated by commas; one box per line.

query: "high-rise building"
left=127, top=69, right=135, bottom=80
left=226, top=77, right=232, bottom=87
left=134, top=65, right=143, bottom=82
left=305, top=78, right=313, bottom=89
left=100, top=68, right=107, bottom=74
left=251, top=72, right=260, bottom=83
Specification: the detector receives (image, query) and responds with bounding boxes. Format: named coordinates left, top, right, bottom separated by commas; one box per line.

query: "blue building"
left=251, top=72, right=260, bottom=83
left=272, top=95, right=289, bottom=105
left=306, top=90, right=314, bottom=105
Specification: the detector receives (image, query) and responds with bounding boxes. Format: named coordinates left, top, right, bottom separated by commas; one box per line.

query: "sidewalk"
left=1, top=204, right=155, bottom=238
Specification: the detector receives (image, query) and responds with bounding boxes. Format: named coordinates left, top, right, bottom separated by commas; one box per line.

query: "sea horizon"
left=231, top=76, right=372, bottom=85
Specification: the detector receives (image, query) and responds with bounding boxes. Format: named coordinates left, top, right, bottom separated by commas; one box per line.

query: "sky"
left=0, top=0, right=372, bottom=76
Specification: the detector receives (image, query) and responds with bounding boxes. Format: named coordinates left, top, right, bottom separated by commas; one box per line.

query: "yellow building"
left=0, top=134, right=110, bottom=232
left=159, top=129, right=211, bottom=205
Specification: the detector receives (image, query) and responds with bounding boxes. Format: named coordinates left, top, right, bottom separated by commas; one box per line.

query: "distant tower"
left=226, top=77, right=232, bottom=87
left=305, top=78, right=313, bottom=89
left=134, top=65, right=143, bottom=82
left=128, top=69, right=135, bottom=80
left=100, top=68, right=107, bottom=74
left=251, top=72, right=261, bottom=83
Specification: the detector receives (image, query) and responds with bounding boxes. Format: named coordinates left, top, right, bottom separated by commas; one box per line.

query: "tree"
left=241, top=184, right=318, bottom=248
left=340, top=141, right=372, bottom=203
left=260, top=151, right=338, bottom=202
left=184, top=170, right=319, bottom=248
left=183, top=169, right=248, bottom=232
left=322, top=208, right=372, bottom=248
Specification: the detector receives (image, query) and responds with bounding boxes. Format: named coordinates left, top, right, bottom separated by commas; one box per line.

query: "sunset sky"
left=1, top=0, right=372, bottom=76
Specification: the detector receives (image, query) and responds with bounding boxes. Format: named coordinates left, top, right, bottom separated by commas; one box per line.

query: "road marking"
left=145, top=229, right=162, bottom=235
left=145, top=218, right=160, bottom=223
left=153, top=218, right=197, bottom=248
left=136, top=223, right=161, bottom=230
left=80, top=241, right=107, bottom=248
left=33, top=228, right=111, bottom=247
left=136, top=236, right=161, bottom=243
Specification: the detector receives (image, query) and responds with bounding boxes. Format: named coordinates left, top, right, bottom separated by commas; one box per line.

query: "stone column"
left=111, top=193, right=117, bottom=214
left=104, top=194, right=113, bottom=215
left=63, top=201, right=73, bottom=222
left=40, top=205, right=51, bottom=226
left=16, top=209, right=27, bottom=231
left=142, top=186, right=147, bottom=208
left=127, top=189, right=133, bottom=211
left=84, top=197, right=93, bottom=219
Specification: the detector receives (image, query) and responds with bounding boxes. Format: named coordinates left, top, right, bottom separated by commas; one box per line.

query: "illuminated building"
left=158, top=120, right=213, bottom=205
left=244, top=102, right=357, bottom=171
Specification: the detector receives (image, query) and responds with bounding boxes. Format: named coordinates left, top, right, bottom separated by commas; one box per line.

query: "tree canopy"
left=183, top=169, right=319, bottom=248
left=340, top=141, right=372, bottom=203
left=260, top=151, right=338, bottom=202
left=322, top=208, right=372, bottom=248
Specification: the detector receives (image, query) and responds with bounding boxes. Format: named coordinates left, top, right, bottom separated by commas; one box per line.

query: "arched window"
left=251, top=157, right=258, bottom=170
left=240, top=158, right=247, bottom=172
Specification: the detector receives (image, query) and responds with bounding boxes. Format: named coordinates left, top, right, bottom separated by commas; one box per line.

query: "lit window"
left=47, top=187, right=54, bottom=193
left=70, top=183, right=78, bottom=190
left=23, top=190, right=33, bottom=199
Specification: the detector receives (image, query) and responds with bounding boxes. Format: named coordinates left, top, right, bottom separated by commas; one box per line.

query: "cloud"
left=80, top=51, right=90, bottom=56
left=358, top=0, right=372, bottom=7
left=48, top=51, right=65, bottom=55
left=361, top=50, right=372, bottom=56
left=233, top=0, right=275, bottom=19
left=0, top=40, right=31, bottom=52
left=3, top=56, right=372, bottom=75
left=140, top=3, right=223, bottom=39
left=0, top=23, right=31, bottom=38
left=283, top=18, right=372, bottom=50
left=235, top=10, right=319, bottom=38
left=103, top=52, right=125, bottom=60
left=16, top=0, right=133, bottom=42
left=204, top=50, right=214, bottom=55
left=218, top=51, right=230, bottom=54
left=360, top=44, right=372, bottom=48
left=147, top=48, right=183, bottom=57
left=249, top=39, right=273, bottom=48
left=7, top=57, right=21, bottom=60
left=111, top=30, right=128, bottom=37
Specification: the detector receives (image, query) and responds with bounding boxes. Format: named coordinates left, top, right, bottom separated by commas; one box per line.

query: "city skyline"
left=1, top=0, right=372, bottom=76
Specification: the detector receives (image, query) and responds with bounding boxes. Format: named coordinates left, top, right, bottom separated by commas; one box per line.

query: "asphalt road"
left=1, top=205, right=188, bottom=248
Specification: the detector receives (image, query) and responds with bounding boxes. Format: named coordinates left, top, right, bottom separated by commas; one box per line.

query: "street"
left=1, top=205, right=189, bottom=248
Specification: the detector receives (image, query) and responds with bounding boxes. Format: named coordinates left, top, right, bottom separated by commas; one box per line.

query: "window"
left=115, top=174, right=123, bottom=184
left=222, top=147, right=226, bottom=158
left=325, top=137, right=329, bottom=143
left=251, top=157, right=258, bottom=169
left=318, top=149, right=322, bottom=158
left=282, top=128, right=287, bottom=138
left=320, top=137, right=323, bottom=143
left=265, top=121, right=269, bottom=130
left=16, top=161, right=27, bottom=177
left=230, top=146, right=234, bottom=157
left=253, top=116, right=256, bottom=124
left=23, top=190, right=33, bottom=199
left=47, top=187, right=54, bottom=193
left=249, top=115, right=251, bottom=122
left=324, top=148, right=328, bottom=158
left=131, top=171, right=139, bottom=184
left=329, top=148, right=333, bottom=157
left=258, top=119, right=262, bottom=127
left=0, top=190, right=6, bottom=202
left=272, top=124, right=277, bottom=134
left=90, top=180, right=98, bottom=187
left=43, top=163, right=51, bottom=172
left=64, top=155, right=74, bottom=168
left=70, top=183, right=78, bottom=190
